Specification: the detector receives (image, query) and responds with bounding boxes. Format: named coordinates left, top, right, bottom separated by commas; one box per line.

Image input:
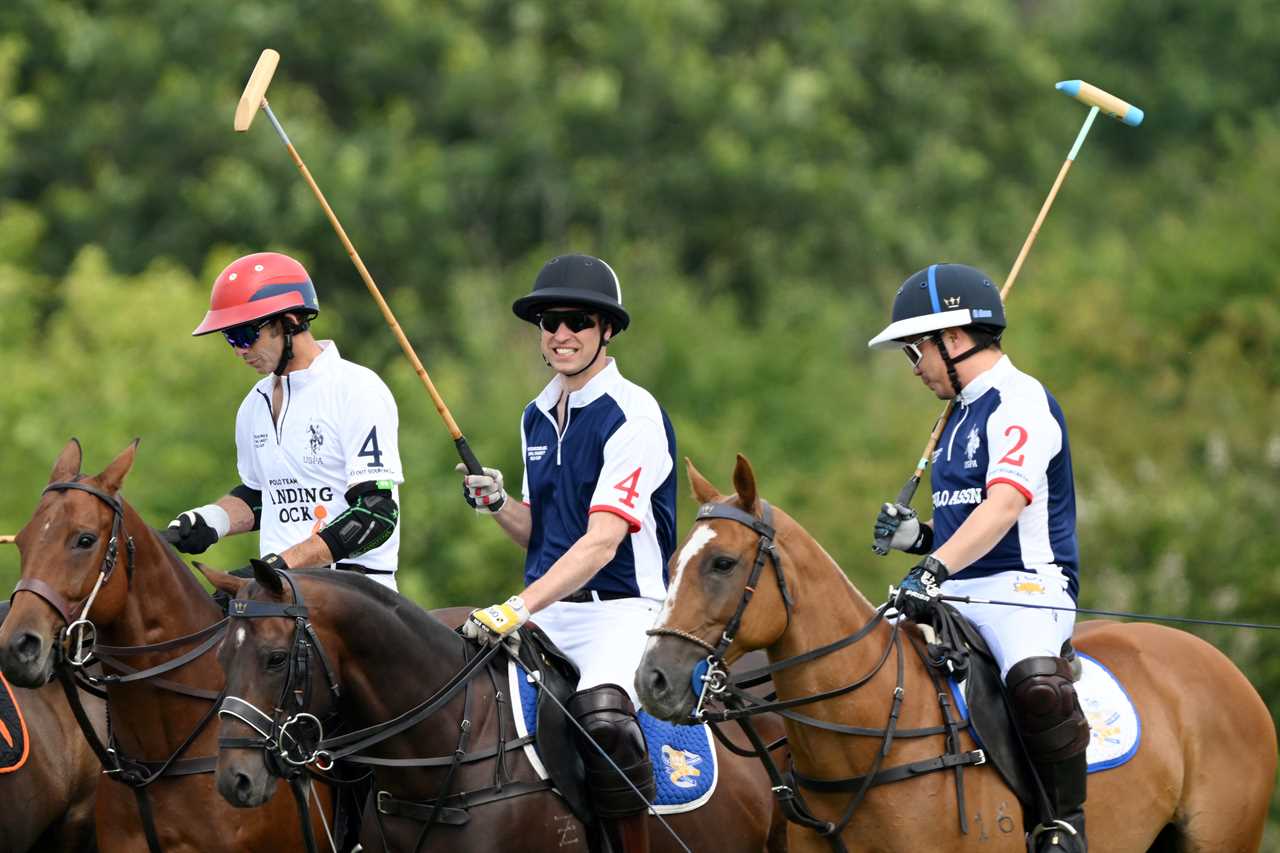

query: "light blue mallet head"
left=1056, top=79, right=1144, bottom=127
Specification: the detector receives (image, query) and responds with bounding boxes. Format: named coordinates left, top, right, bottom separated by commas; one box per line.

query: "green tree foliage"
left=2, top=0, right=1278, bottom=841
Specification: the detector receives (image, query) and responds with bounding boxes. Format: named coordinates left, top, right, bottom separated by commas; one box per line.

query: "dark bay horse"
left=638, top=455, right=1277, bottom=853
left=0, top=439, right=331, bottom=852
left=0, top=601, right=103, bottom=852
left=205, top=561, right=790, bottom=852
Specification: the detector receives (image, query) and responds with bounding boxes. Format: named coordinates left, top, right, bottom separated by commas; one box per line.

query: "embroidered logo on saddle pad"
left=950, top=652, right=1141, bottom=773
left=509, top=660, right=719, bottom=813
left=0, top=673, right=30, bottom=774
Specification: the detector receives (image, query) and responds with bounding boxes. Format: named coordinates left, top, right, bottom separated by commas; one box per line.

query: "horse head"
left=204, top=562, right=344, bottom=809
left=637, top=454, right=798, bottom=722
left=0, top=439, right=140, bottom=686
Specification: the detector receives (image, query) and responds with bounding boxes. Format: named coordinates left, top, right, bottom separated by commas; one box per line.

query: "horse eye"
left=266, top=651, right=289, bottom=670
left=74, top=533, right=97, bottom=549
left=710, top=556, right=738, bottom=574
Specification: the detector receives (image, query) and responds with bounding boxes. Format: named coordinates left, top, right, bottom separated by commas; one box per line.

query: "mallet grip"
left=1056, top=80, right=1144, bottom=127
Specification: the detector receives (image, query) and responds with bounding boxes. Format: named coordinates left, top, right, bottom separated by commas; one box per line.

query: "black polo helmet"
left=512, top=254, right=630, bottom=335
left=868, top=263, right=1005, bottom=349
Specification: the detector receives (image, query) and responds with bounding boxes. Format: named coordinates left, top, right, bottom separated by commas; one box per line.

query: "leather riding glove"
left=463, top=596, right=529, bottom=648
left=456, top=463, right=507, bottom=514
left=872, top=502, right=932, bottom=556
left=894, top=555, right=949, bottom=622
left=163, top=504, right=231, bottom=554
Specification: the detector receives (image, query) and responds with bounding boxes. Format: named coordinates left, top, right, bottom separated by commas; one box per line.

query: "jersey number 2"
left=358, top=427, right=384, bottom=468
left=613, top=467, right=642, bottom=508
left=998, top=425, right=1028, bottom=467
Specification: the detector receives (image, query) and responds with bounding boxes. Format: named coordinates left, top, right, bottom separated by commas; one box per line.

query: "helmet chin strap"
left=272, top=316, right=310, bottom=376
left=930, top=331, right=991, bottom=398
left=542, top=327, right=611, bottom=377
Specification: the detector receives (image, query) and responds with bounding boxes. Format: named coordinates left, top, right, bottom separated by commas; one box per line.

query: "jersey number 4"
left=358, top=427, right=385, bottom=468
left=613, top=467, right=642, bottom=508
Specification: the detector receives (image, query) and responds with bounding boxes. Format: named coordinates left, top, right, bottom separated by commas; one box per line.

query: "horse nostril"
left=234, top=771, right=254, bottom=805
left=646, top=666, right=669, bottom=696
left=14, top=632, right=42, bottom=665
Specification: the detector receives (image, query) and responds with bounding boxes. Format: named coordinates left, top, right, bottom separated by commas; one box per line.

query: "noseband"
left=646, top=499, right=793, bottom=715
left=218, top=571, right=341, bottom=777
left=11, top=480, right=136, bottom=666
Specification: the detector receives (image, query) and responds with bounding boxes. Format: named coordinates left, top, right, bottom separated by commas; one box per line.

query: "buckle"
left=376, top=790, right=392, bottom=814
left=971, top=749, right=986, bottom=766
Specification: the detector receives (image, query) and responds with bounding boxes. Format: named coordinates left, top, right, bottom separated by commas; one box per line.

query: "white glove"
left=456, top=463, right=508, bottom=514
left=872, top=502, right=925, bottom=555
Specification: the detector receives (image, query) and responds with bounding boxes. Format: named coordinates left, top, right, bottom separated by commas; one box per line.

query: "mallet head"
left=1056, top=79, right=1144, bottom=127
left=235, top=49, right=280, bottom=132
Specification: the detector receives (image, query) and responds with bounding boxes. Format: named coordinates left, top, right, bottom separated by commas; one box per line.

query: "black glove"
left=213, top=554, right=288, bottom=612
left=894, top=555, right=949, bottom=622
left=163, top=507, right=227, bottom=554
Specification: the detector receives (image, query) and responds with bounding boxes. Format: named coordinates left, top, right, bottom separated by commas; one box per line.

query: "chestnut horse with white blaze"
left=0, top=440, right=331, bottom=853
left=637, top=455, right=1276, bottom=853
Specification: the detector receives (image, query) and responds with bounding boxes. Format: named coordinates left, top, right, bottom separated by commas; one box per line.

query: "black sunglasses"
left=538, top=310, right=598, bottom=334
left=222, top=317, right=274, bottom=349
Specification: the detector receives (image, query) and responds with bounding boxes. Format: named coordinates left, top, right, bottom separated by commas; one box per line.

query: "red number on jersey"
left=613, top=467, right=642, bottom=508
left=998, top=425, right=1028, bottom=466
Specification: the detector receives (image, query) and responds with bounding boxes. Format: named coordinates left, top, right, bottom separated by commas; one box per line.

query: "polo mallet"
left=0, top=535, right=14, bottom=545
left=235, top=49, right=487, bottom=475
left=873, top=79, right=1143, bottom=555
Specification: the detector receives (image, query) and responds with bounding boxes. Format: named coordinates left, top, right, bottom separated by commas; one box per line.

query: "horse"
left=204, top=559, right=791, bottom=853
left=637, top=455, right=1277, bottom=853
left=0, top=601, right=103, bottom=852
left=0, top=439, right=332, bottom=852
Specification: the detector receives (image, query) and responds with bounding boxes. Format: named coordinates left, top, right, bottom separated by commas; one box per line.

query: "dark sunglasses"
left=902, top=336, right=929, bottom=367
left=222, top=317, right=274, bottom=349
left=538, top=310, right=597, bottom=334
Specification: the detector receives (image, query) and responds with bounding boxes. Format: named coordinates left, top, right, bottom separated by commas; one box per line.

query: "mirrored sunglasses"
left=538, top=310, right=597, bottom=334
left=902, top=336, right=929, bottom=367
left=222, top=317, right=274, bottom=349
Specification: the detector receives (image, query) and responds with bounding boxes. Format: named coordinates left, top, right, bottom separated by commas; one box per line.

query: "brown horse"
left=638, top=455, right=1277, bottom=853
left=0, top=601, right=103, bottom=852
left=205, top=561, right=790, bottom=852
left=0, top=439, right=331, bottom=853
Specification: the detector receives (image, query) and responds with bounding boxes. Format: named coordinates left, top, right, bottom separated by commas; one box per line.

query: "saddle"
left=513, top=623, right=593, bottom=823
left=921, top=604, right=1078, bottom=816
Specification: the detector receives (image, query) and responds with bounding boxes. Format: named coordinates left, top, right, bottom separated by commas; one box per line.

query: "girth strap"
left=791, top=749, right=987, bottom=794
left=376, top=779, right=556, bottom=826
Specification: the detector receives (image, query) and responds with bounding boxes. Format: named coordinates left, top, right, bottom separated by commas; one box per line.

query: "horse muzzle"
left=0, top=622, right=57, bottom=687
left=635, top=638, right=701, bottom=722
left=215, top=752, right=278, bottom=809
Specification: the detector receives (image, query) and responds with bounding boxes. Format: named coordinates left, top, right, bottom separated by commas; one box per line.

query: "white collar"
left=534, top=358, right=621, bottom=413
left=254, top=340, right=339, bottom=393
left=958, top=353, right=1015, bottom=405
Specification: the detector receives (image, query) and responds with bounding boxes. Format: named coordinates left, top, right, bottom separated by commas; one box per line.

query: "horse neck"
left=104, top=503, right=223, bottom=648
left=766, top=521, right=933, bottom=776
left=331, top=591, right=487, bottom=764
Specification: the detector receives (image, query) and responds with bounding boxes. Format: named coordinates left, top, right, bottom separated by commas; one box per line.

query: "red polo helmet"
left=193, top=252, right=320, bottom=336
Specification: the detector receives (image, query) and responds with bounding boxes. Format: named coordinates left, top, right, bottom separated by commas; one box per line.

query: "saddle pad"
left=0, top=673, right=30, bottom=773
left=509, top=660, right=719, bottom=814
left=949, top=653, right=1140, bottom=773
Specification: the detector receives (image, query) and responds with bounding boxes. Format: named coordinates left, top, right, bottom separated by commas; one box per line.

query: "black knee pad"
left=1006, top=656, right=1089, bottom=762
left=567, top=684, right=655, bottom=818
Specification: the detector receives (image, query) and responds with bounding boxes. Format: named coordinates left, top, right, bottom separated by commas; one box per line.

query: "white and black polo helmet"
left=867, top=263, right=1005, bottom=349
left=512, top=254, right=630, bottom=334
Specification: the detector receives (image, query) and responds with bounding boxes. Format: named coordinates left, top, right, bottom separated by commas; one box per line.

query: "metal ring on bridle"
left=63, top=618, right=98, bottom=667
left=278, top=712, right=325, bottom=766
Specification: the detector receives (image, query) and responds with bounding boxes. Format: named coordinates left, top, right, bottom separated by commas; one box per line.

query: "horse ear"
left=193, top=562, right=250, bottom=598
left=251, top=558, right=285, bottom=597
left=49, top=438, right=83, bottom=484
left=732, top=453, right=759, bottom=515
left=686, top=457, right=721, bottom=504
left=98, top=438, right=141, bottom=494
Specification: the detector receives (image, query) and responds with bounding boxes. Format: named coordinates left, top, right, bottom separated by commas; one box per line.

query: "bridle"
left=10, top=480, right=136, bottom=667
left=646, top=498, right=986, bottom=852
left=218, top=571, right=341, bottom=778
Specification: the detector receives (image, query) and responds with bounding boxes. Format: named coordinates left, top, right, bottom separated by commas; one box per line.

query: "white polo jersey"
left=234, top=341, right=403, bottom=581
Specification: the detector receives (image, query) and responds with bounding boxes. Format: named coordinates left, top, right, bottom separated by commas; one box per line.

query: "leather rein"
left=11, top=480, right=233, bottom=853
left=646, top=500, right=985, bottom=852
left=218, top=571, right=547, bottom=853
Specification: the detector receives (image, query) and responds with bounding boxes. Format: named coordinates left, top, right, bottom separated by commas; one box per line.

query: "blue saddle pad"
left=949, top=652, right=1141, bottom=774
left=510, top=660, right=718, bottom=813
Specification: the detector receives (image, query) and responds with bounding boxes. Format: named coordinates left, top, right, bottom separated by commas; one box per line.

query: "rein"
left=19, top=480, right=232, bottom=853
left=219, top=573, right=542, bottom=853
left=648, top=499, right=986, bottom=851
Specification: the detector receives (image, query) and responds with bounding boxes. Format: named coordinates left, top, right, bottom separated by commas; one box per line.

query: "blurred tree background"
left=2, top=0, right=1278, bottom=840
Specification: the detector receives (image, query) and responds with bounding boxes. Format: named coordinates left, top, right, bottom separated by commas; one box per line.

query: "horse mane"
left=286, top=569, right=465, bottom=654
